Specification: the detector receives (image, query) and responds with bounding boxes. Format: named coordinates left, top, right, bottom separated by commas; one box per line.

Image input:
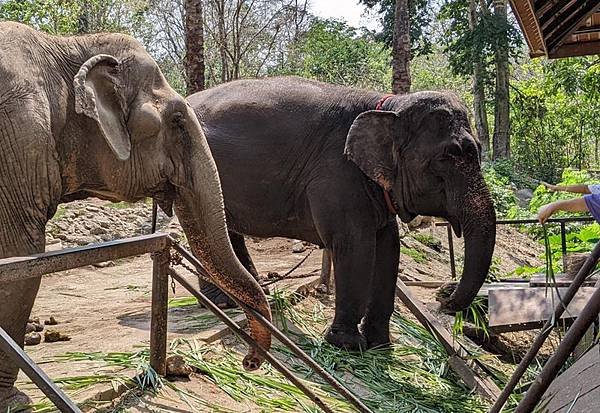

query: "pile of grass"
left=31, top=289, right=546, bottom=412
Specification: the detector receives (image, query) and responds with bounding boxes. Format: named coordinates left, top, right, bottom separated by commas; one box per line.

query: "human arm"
left=541, top=182, right=591, bottom=194
left=537, top=198, right=589, bottom=224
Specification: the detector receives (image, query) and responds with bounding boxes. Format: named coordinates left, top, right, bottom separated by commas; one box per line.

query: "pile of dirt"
left=45, top=200, right=178, bottom=249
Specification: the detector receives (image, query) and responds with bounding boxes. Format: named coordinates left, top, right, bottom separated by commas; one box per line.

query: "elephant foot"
left=435, top=282, right=466, bottom=314
left=315, top=283, right=332, bottom=295
left=359, top=321, right=392, bottom=350
left=325, top=324, right=366, bottom=351
left=200, top=283, right=237, bottom=309
left=0, top=387, right=32, bottom=413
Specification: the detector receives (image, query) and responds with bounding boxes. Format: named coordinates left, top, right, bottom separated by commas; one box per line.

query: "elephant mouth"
left=152, top=182, right=176, bottom=217
left=448, top=216, right=462, bottom=237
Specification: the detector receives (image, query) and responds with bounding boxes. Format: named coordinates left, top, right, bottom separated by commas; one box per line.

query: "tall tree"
left=469, top=0, right=490, bottom=156
left=492, top=0, right=510, bottom=159
left=185, top=0, right=206, bottom=94
left=392, top=0, right=411, bottom=93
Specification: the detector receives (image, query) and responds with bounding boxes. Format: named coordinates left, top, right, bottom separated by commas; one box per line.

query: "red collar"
left=375, top=94, right=398, bottom=215
left=375, top=94, right=395, bottom=111
left=383, top=191, right=398, bottom=215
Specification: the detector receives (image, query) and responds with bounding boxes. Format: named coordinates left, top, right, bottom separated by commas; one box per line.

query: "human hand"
left=537, top=204, right=555, bottom=224
left=541, top=181, right=558, bottom=192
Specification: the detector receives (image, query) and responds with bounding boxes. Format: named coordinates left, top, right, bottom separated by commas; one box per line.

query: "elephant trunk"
left=173, top=110, right=271, bottom=370
left=439, top=169, right=496, bottom=313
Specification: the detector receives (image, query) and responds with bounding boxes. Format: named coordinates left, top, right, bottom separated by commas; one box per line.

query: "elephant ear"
left=74, top=54, right=130, bottom=161
left=344, top=110, right=402, bottom=191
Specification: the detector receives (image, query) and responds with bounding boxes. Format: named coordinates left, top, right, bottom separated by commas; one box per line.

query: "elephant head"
left=345, top=91, right=496, bottom=313
left=68, top=47, right=271, bottom=369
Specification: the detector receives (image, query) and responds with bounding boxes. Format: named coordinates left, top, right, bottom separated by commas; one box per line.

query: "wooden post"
left=150, top=248, right=170, bottom=375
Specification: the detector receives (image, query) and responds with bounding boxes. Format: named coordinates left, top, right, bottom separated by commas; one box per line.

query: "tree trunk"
left=392, top=0, right=411, bottom=94
left=469, top=0, right=490, bottom=158
left=492, top=0, right=510, bottom=160
left=185, top=0, right=206, bottom=95
left=215, top=0, right=229, bottom=82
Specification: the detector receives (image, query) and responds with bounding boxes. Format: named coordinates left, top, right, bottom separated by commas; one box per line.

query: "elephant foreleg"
left=359, top=221, right=400, bottom=349
left=324, top=232, right=376, bottom=351
left=0, top=234, right=45, bottom=412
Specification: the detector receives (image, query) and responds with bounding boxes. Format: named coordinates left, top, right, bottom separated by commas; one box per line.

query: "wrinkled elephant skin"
left=0, top=22, right=270, bottom=411
left=187, top=77, right=496, bottom=350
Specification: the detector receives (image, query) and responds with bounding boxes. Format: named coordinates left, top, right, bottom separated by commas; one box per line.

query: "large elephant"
left=187, top=76, right=496, bottom=351
left=0, top=22, right=271, bottom=411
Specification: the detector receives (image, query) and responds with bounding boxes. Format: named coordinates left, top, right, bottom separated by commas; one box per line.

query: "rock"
left=45, top=240, right=63, bottom=252
left=24, top=332, right=42, bottom=346
left=33, top=322, right=44, bottom=332
left=166, top=355, right=193, bottom=378
left=407, top=215, right=433, bottom=230
left=266, top=271, right=279, bottom=279
left=90, top=226, right=107, bottom=235
left=515, top=188, right=534, bottom=208
left=44, top=316, right=58, bottom=326
left=28, top=317, right=40, bottom=324
left=93, top=261, right=115, bottom=268
left=25, top=323, right=36, bottom=334
left=44, top=330, right=71, bottom=343
left=292, top=241, right=305, bottom=253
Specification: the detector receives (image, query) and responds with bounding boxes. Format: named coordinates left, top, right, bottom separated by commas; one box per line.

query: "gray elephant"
left=0, top=22, right=271, bottom=411
left=187, top=76, right=496, bottom=350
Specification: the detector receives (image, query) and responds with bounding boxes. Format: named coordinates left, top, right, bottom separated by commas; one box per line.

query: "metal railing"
left=435, top=216, right=596, bottom=279
left=0, top=233, right=373, bottom=413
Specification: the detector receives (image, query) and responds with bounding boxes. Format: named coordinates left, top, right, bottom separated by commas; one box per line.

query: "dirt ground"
left=15, top=200, right=550, bottom=412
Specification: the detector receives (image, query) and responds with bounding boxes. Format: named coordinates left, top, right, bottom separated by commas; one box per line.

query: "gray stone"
left=292, top=241, right=306, bottom=253
left=515, top=188, right=534, bottom=208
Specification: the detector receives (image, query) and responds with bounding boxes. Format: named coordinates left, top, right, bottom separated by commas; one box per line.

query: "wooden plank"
left=529, top=275, right=598, bottom=287
left=0, top=233, right=170, bottom=283
left=477, top=283, right=530, bottom=297
left=395, top=281, right=501, bottom=401
left=540, top=344, right=600, bottom=413
left=489, top=287, right=597, bottom=330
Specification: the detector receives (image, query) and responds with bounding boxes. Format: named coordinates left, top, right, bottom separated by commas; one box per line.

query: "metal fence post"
left=447, top=225, right=457, bottom=280
left=150, top=247, right=170, bottom=376
left=560, top=220, right=567, bottom=271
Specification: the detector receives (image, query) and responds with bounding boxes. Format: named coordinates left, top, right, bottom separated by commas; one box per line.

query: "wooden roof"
left=509, top=1, right=600, bottom=58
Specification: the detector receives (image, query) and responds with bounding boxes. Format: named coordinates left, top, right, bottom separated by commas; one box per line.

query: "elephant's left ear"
left=344, top=110, right=402, bottom=191
left=74, top=54, right=131, bottom=161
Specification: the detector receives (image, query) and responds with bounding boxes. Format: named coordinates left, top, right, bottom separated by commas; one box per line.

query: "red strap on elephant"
left=375, top=94, right=395, bottom=111
left=375, top=94, right=398, bottom=215
left=383, top=191, right=397, bottom=215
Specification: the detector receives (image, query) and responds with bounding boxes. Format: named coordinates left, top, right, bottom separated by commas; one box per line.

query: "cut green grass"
left=401, top=247, right=428, bottom=264
left=413, top=233, right=443, bottom=252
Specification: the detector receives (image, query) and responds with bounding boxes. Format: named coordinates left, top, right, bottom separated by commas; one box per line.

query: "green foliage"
left=277, top=19, right=392, bottom=90
left=482, top=164, right=518, bottom=217
left=401, top=246, right=428, bottom=263
left=512, top=59, right=600, bottom=181
left=528, top=168, right=599, bottom=213
left=438, top=0, right=522, bottom=80
left=0, top=0, right=149, bottom=35
left=412, top=233, right=442, bottom=252
left=359, top=0, right=434, bottom=57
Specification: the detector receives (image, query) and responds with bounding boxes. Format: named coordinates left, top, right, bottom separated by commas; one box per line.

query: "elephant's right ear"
left=344, top=110, right=402, bottom=191
left=74, top=54, right=131, bottom=161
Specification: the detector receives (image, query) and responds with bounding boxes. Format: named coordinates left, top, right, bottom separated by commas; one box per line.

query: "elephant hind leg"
left=199, top=231, right=260, bottom=308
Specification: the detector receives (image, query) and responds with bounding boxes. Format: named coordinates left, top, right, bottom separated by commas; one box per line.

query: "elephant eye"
left=447, top=142, right=462, bottom=156
left=171, top=111, right=186, bottom=126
